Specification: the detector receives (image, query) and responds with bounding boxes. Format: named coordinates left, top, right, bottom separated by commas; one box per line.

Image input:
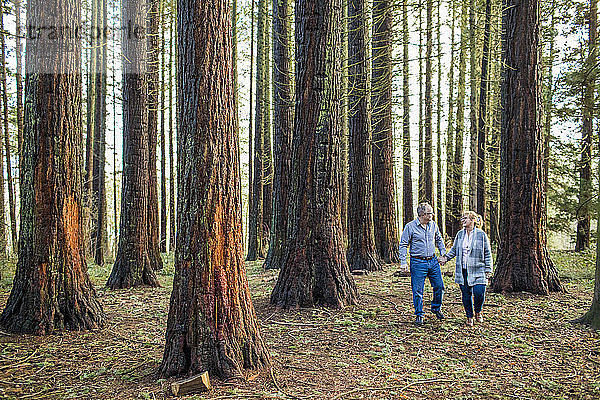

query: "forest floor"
left=0, top=250, right=599, bottom=400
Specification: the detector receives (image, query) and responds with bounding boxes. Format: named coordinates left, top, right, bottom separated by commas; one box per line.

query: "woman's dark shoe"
left=433, top=310, right=445, bottom=320
left=414, top=316, right=424, bottom=326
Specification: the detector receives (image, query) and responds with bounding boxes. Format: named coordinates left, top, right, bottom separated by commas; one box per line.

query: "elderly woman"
left=443, top=211, right=493, bottom=326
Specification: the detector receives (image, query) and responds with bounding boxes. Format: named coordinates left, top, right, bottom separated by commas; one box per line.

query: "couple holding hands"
left=398, top=203, right=493, bottom=327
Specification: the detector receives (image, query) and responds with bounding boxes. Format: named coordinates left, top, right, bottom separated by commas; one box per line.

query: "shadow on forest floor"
left=0, top=250, right=599, bottom=399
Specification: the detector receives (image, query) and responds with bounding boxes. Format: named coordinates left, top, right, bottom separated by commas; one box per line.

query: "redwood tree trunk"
left=423, top=0, right=434, bottom=204
left=402, top=0, right=414, bottom=225
left=169, top=14, right=176, bottom=251
left=574, top=0, right=599, bottom=330
left=15, top=0, right=24, bottom=166
left=246, top=0, right=268, bottom=261
left=476, top=0, right=491, bottom=223
left=108, top=0, right=160, bottom=288
left=160, top=2, right=167, bottom=253
left=0, top=0, right=105, bottom=334
left=92, top=0, right=108, bottom=266
left=147, top=0, right=164, bottom=270
left=491, top=0, right=562, bottom=294
left=0, top=2, right=16, bottom=252
left=264, top=0, right=293, bottom=270
left=371, top=0, right=400, bottom=263
left=575, top=0, right=596, bottom=252
left=449, top=0, right=468, bottom=238
left=270, top=0, right=358, bottom=308
left=160, top=0, right=270, bottom=377
left=347, top=0, right=381, bottom=272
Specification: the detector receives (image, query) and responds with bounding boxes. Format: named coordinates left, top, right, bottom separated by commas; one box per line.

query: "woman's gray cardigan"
left=446, top=228, right=493, bottom=286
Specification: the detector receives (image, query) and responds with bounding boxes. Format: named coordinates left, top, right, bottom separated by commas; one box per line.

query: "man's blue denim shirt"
left=399, top=219, right=446, bottom=265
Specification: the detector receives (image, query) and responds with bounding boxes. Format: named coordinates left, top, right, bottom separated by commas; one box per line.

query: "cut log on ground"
left=171, top=372, right=211, bottom=396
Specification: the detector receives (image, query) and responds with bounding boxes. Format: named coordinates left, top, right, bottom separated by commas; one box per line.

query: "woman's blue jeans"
left=410, top=257, right=444, bottom=317
left=459, top=268, right=486, bottom=318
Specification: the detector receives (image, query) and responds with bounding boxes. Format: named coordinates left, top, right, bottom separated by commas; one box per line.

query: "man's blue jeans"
left=410, top=257, right=444, bottom=317
left=459, top=268, right=486, bottom=318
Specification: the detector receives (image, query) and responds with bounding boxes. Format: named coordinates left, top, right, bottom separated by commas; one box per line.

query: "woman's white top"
left=461, top=229, right=475, bottom=269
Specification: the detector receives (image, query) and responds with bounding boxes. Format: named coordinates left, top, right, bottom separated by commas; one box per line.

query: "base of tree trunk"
left=572, top=301, right=600, bottom=330
left=271, top=241, right=359, bottom=309
left=0, top=269, right=104, bottom=335
left=375, top=243, right=400, bottom=264
left=149, top=246, right=163, bottom=271
left=263, top=240, right=282, bottom=270
left=347, top=249, right=382, bottom=272
left=106, top=256, right=160, bottom=289
left=160, top=327, right=269, bottom=379
left=491, top=249, right=563, bottom=294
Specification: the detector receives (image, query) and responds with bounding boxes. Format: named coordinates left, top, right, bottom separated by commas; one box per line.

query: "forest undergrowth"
left=0, top=250, right=599, bottom=399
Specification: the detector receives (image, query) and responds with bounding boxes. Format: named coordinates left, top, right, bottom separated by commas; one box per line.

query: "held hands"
left=400, top=264, right=410, bottom=273
left=438, top=255, right=448, bottom=266
left=486, top=272, right=493, bottom=279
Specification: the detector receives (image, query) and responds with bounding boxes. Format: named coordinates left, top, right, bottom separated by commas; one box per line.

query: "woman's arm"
left=446, top=233, right=459, bottom=260
left=482, top=231, right=493, bottom=274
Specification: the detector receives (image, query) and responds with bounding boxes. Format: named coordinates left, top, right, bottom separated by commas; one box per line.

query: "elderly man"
left=399, top=203, right=446, bottom=326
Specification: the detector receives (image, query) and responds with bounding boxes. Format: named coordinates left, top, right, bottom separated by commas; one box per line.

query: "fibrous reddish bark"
left=347, top=0, right=381, bottom=272
left=108, top=0, right=160, bottom=288
left=371, top=0, right=399, bottom=264
left=270, top=0, right=358, bottom=308
left=160, top=0, right=269, bottom=378
left=0, top=0, right=104, bottom=334
left=492, top=0, right=562, bottom=294
left=264, top=0, right=293, bottom=270
left=147, top=0, right=164, bottom=270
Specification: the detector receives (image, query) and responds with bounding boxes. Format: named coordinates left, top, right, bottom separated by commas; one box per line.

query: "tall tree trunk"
left=160, top=0, right=167, bottom=253
left=169, top=9, right=176, bottom=252
left=444, top=0, right=456, bottom=237
left=270, top=0, right=358, bottom=308
left=423, top=0, right=433, bottom=203
left=575, top=0, right=595, bottom=252
left=247, top=0, right=267, bottom=260
left=92, top=0, right=108, bottom=266
left=112, top=32, right=119, bottom=256
left=0, top=3, right=16, bottom=252
left=347, top=0, right=381, bottom=272
left=575, top=0, right=600, bottom=327
left=418, top=4, right=424, bottom=202
left=147, top=0, right=164, bottom=270
left=435, top=0, right=442, bottom=225
left=264, top=0, right=293, bottom=270
left=0, top=0, right=105, bottom=333
left=468, top=0, right=478, bottom=211
left=372, top=0, right=400, bottom=263
left=476, top=0, right=492, bottom=222
left=488, top=1, right=502, bottom=244
left=450, top=0, right=468, bottom=236
left=543, top=7, right=556, bottom=226
left=262, top=10, right=273, bottom=249
left=160, top=0, right=270, bottom=376
left=247, top=0, right=254, bottom=247
left=402, top=0, right=414, bottom=225
left=15, top=0, right=24, bottom=166
left=491, top=0, right=563, bottom=294
left=84, top=0, right=97, bottom=259
left=341, top=0, right=349, bottom=243
left=233, top=0, right=244, bottom=255
left=108, top=0, right=160, bottom=288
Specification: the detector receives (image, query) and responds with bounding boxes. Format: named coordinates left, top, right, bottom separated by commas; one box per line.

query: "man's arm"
left=398, top=224, right=411, bottom=266
left=434, top=223, right=446, bottom=256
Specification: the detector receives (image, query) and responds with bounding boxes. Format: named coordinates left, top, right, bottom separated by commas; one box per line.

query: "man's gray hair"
left=417, top=203, right=432, bottom=217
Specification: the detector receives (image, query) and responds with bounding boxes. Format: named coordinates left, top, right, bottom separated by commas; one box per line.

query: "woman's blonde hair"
left=464, top=210, right=483, bottom=229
